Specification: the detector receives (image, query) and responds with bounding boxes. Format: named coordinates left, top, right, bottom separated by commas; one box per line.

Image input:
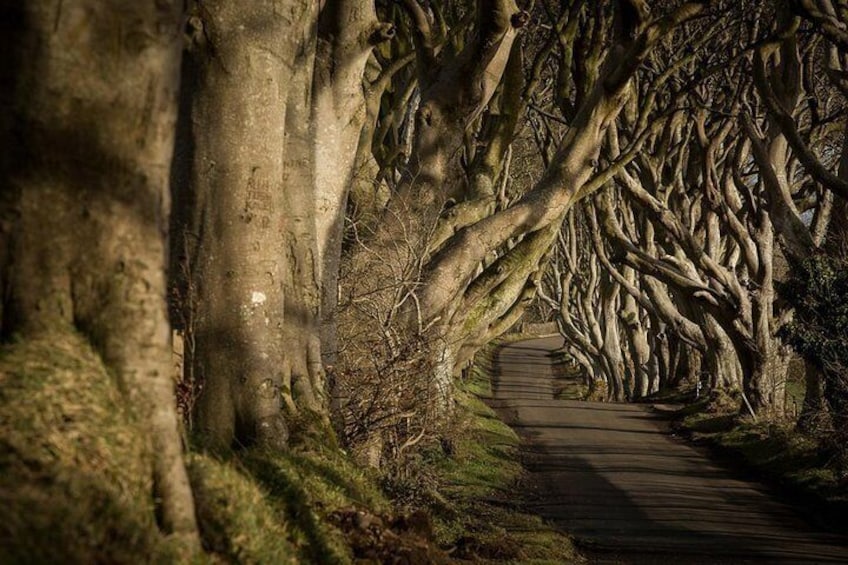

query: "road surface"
left=488, top=336, right=848, bottom=564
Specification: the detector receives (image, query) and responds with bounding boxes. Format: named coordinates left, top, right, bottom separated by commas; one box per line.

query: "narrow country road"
left=488, top=336, right=848, bottom=564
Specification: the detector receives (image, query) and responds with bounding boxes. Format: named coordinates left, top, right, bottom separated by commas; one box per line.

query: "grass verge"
left=672, top=399, right=848, bottom=536
left=1, top=330, right=576, bottom=563
left=0, top=333, right=183, bottom=563
left=0, top=332, right=441, bottom=563
left=418, top=340, right=581, bottom=563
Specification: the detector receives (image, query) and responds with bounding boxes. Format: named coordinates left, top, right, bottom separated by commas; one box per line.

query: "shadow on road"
left=487, top=336, right=848, bottom=564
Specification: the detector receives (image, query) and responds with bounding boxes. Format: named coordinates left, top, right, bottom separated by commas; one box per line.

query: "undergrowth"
left=189, top=445, right=389, bottom=563
left=679, top=404, right=847, bottom=534
left=1, top=331, right=576, bottom=563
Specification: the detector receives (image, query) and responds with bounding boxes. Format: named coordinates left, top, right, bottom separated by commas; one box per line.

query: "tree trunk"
left=600, top=272, right=627, bottom=401
left=282, top=5, right=328, bottom=420
left=675, top=345, right=702, bottom=390
left=0, top=0, right=198, bottom=545
left=743, top=346, right=790, bottom=417
left=621, top=269, right=651, bottom=398
left=649, top=316, right=671, bottom=391
left=701, top=317, right=743, bottom=391
left=747, top=215, right=787, bottom=415
left=313, top=1, right=393, bottom=365
left=183, top=0, right=320, bottom=452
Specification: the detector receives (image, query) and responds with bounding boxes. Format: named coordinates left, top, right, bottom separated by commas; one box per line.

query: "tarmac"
left=487, top=336, right=848, bottom=564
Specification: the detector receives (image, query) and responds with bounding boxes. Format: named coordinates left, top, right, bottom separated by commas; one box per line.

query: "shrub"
left=780, top=253, right=848, bottom=480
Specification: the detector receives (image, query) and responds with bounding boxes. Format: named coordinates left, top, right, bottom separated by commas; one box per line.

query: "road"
left=488, top=336, right=848, bottom=564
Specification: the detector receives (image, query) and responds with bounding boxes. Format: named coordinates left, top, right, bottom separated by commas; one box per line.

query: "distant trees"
left=537, top=0, right=848, bottom=462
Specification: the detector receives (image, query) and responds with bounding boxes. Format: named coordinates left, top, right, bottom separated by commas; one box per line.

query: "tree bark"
left=701, top=317, right=743, bottom=391
left=313, top=0, right=394, bottom=365
left=0, top=0, right=198, bottom=545
left=183, top=0, right=320, bottom=452
left=621, top=278, right=652, bottom=397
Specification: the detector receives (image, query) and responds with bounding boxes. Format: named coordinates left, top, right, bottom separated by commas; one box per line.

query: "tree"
left=341, top=1, right=711, bottom=411
left=0, top=0, right=198, bottom=546
left=173, top=0, right=401, bottom=452
left=781, top=250, right=848, bottom=477
left=178, top=0, right=318, bottom=452
left=536, top=1, right=843, bottom=420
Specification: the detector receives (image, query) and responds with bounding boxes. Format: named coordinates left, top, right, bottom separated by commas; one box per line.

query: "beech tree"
left=538, top=1, right=843, bottom=419
left=174, top=0, right=401, bottom=451
left=754, top=0, right=848, bottom=447
left=7, top=0, right=848, bottom=557
left=340, top=1, right=712, bottom=406
left=0, top=0, right=198, bottom=545
left=537, top=202, right=667, bottom=401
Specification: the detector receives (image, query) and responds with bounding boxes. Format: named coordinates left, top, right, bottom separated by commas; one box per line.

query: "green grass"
left=678, top=403, right=847, bottom=533
left=715, top=423, right=836, bottom=491
left=188, top=453, right=299, bottom=563
left=1, top=330, right=579, bottom=563
left=189, top=446, right=388, bottom=564
left=0, top=333, right=182, bottom=563
left=423, top=344, right=581, bottom=563
left=0, top=332, right=393, bottom=564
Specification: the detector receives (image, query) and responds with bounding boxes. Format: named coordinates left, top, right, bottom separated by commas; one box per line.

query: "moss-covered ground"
left=1, top=332, right=578, bottom=563
left=661, top=388, right=848, bottom=536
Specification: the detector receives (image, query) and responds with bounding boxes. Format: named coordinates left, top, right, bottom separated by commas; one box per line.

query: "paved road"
left=488, top=336, right=848, bottom=564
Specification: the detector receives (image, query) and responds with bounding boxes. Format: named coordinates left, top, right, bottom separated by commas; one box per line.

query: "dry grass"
left=0, top=332, right=179, bottom=563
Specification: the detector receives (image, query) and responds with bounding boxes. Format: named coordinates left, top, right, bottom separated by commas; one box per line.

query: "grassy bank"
left=1, top=333, right=576, bottom=563
left=419, top=341, right=580, bottom=563
left=0, top=334, right=411, bottom=563
left=671, top=396, right=848, bottom=535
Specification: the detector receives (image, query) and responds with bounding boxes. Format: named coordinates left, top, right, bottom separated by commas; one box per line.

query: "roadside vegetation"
left=677, top=238, right=848, bottom=517
left=1, top=333, right=575, bottom=563
left=0, top=334, right=394, bottom=563
left=426, top=345, right=580, bottom=563
left=672, top=396, right=848, bottom=536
